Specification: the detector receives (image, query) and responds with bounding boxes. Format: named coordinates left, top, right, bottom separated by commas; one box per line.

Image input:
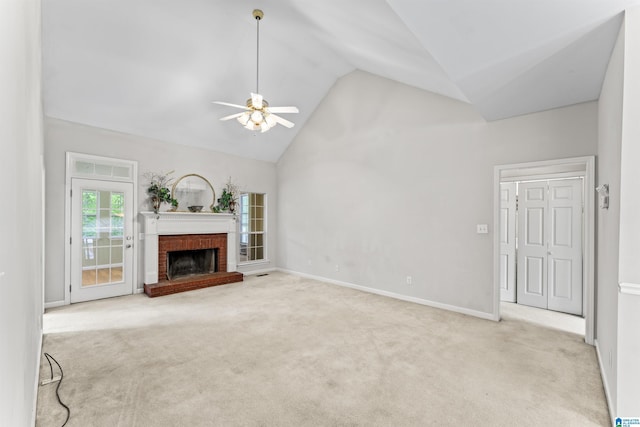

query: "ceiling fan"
left=214, top=9, right=299, bottom=133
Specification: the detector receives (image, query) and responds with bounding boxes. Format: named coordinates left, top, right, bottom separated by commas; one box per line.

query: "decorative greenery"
left=216, top=177, right=240, bottom=212
left=217, top=189, right=234, bottom=211
left=143, top=170, right=178, bottom=212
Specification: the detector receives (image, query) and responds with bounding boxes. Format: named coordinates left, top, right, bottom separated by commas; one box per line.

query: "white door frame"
left=493, top=156, right=595, bottom=345
left=64, top=152, right=138, bottom=305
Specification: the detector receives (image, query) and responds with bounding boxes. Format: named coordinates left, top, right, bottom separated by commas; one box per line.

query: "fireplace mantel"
left=140, top=212, right=237, bottom=285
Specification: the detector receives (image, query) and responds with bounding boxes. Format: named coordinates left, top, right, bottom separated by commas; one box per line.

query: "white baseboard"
left=44, top=300, right=65, bottom=309
left=594, top=339, right=614, bottom=424
left=47, top=287, right=145, bottom=305
left=241, top=267, right=277, bottom=276
left=277, top=268, right=495, bottom=321
left=32, top=327, right=43, bottom=426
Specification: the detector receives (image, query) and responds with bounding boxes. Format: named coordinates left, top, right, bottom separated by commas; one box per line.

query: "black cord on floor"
left=43, top=353, right=70, bottom=427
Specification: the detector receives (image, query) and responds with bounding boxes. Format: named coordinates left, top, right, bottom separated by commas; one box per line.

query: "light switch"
left=477, top=224, right=489, bottom=234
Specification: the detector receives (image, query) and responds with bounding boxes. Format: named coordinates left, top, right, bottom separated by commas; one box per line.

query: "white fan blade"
left=271, top=114, right=295, bottom=128
left=213, top=101, right=248, bottom=110
left=251, top=93, right=263, bottom=109
left=220, top=112, right=245, bottom=121
left=268, top=106, right=299, bottom=114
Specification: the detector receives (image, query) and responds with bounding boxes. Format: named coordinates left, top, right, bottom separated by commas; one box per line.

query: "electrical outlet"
left=406, top=276, right=412, bottom=285
left=335, top=264, right=340, bottom=272
left=476, top=224, right=489, bottom=234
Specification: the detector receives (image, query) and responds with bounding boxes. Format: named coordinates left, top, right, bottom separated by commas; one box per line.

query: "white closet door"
left=547, top=178, right=583, bottom=315
left=516, top=182, right=548, bottom=309
left=499, top=182, right=517, bottom=302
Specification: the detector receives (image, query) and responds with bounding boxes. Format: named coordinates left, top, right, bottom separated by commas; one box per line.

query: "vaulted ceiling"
left=42, top=0, right=639, bottom=162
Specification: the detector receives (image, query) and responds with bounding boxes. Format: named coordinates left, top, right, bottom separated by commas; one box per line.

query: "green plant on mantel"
left=144, top=170, right=178, bottom=213
left=216, top=177, right=239, bottom=213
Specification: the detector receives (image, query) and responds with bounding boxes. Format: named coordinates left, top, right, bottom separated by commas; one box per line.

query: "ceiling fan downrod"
left=253, top=9, right=263, bottom=95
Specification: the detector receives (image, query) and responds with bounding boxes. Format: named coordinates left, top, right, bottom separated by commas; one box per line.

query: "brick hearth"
left=144, top=271, right=243, bottom=297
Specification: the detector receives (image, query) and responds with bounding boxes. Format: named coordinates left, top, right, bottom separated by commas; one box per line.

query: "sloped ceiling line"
left=43, top=0, right=637, bottom=161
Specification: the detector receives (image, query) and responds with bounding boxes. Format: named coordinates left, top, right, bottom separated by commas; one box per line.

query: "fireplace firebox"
left=167, top=248, right=218, bottom=281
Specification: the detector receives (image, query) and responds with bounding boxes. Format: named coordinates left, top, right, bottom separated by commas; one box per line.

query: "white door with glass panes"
left=71, top=179, right=134, bottom=302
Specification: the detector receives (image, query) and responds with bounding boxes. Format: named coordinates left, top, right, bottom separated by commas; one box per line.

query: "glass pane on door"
left=81, top=189, right=125, bottom=287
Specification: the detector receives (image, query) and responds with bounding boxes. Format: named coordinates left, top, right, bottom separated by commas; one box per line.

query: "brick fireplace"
left=141, top=212, right=243, bottom=297
left=159, top=234, right=227, bottom=280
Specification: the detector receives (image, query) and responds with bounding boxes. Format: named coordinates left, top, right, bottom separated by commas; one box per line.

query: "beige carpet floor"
left=37, top=272, right=609, bottom=426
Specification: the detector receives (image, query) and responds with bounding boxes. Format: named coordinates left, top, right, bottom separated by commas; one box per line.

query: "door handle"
left=126, top=244, right=132, bottom=249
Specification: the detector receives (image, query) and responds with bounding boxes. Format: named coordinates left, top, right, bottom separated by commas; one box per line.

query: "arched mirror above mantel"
left=171, top=174, right=215, bottom=212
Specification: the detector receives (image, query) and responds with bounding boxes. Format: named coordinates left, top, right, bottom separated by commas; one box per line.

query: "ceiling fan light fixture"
left=264, top=113, right=276, bottom=127
left=213, top=9, right=298, bottom=133
left=237, top=111, right=251, bottom=126
left=251, top=110, right=263, bottom=123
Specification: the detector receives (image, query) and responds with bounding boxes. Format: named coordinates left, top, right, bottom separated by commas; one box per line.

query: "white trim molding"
left=594, top=339, right=615, bottom=426
left=241, top=267, right=277, bottom=276
left=278, top=268, right=495, bottom=321
left=31, top=330, right=43, bottom=426
left=44, top=300, right=66, bottom=309
left=619, top=282, right=640, bottom=295
left=64, top=152, right=139, bottom=305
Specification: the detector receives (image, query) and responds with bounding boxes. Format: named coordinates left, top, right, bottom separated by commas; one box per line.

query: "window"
left=81, top=189, right=125, bottom=285
left=81, top=190, right=124, bottom=239
left=238, top=192, right=266, bottom=263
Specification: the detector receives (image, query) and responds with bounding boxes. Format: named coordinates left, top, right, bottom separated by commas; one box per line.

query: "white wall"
left=0, top=0, right=44, bottom=425
left=44, top=118, right=277, bottom=304
left=277, top=70, right=597, bottom=316
left=596, top=8, right=640, bottom=418
left=596, top=19, right=624, bottom=413
left=616, top=7, right=640, bottom=416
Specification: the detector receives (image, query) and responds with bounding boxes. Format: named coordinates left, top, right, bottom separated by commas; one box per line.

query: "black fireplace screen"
left=167, top=248, right=217, bottom=280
